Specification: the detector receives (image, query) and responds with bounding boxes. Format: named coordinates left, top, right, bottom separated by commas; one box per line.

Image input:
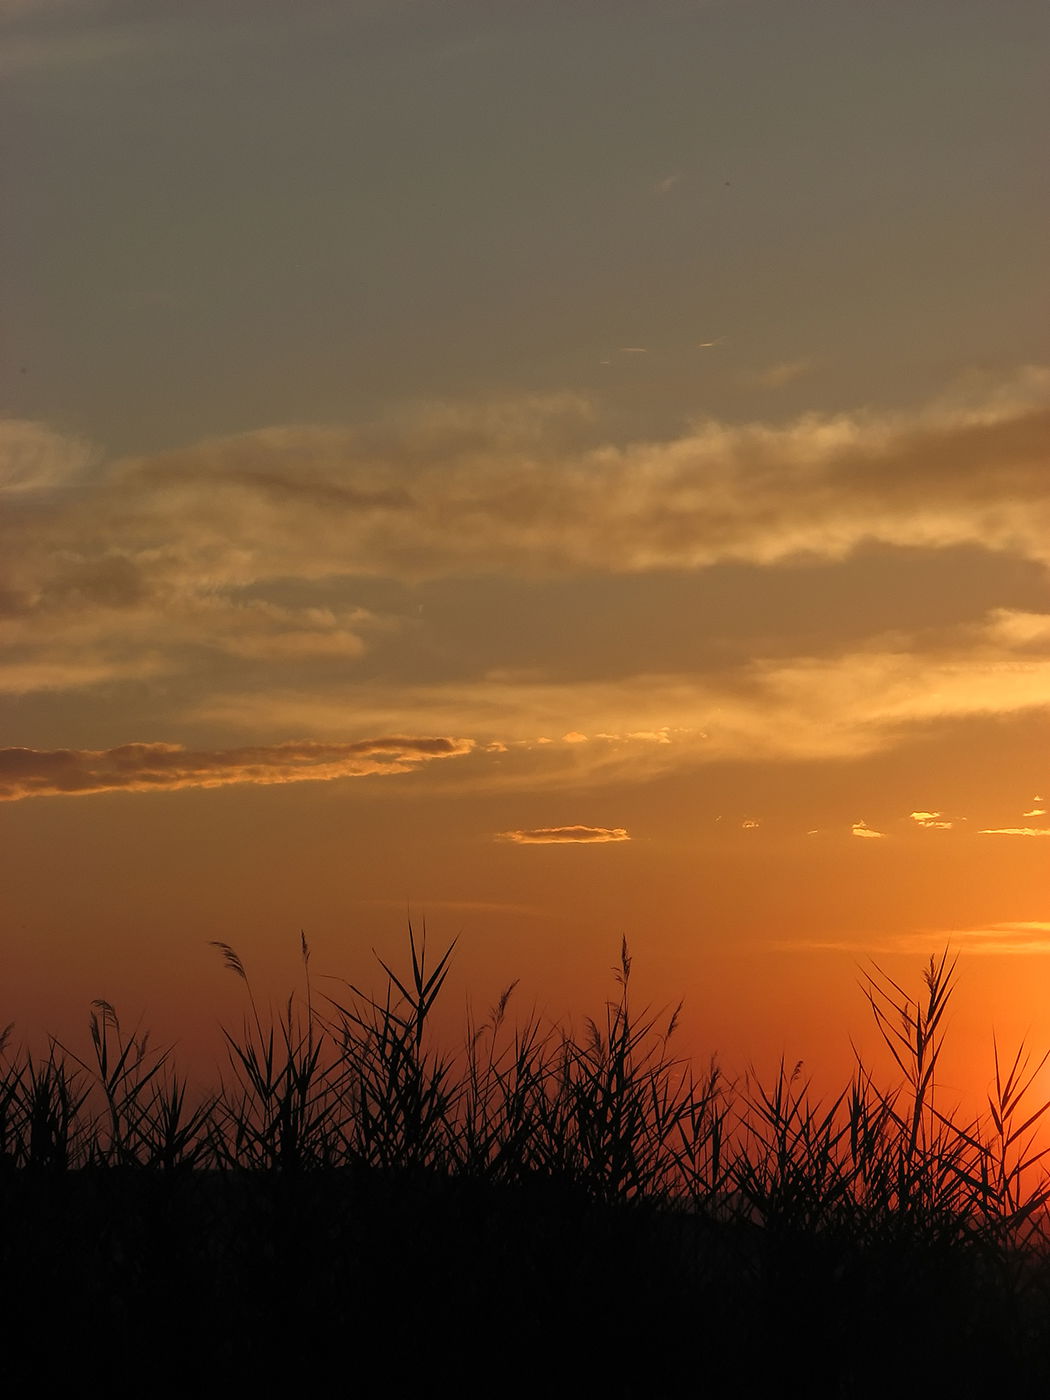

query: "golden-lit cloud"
left=851, top=821, right=885, bottom=839
left=189, top=606, right=1050, bottom=787
left=4, top=371, right=1050, bottom=786
left=779, top=922, right=1050, bottom=957
left=5, top=365, right=1048, bottom=602
left=978, top=828, right=1050, bottom=838
left=929, top=922, right=1050, bottom=956
left=0, top=583, right=378, bottom=694
left=495, top=825, right=630, bottom=844
left=910, top=811, right=954, bottom=829
left=0, top=736, right=473, bottom=801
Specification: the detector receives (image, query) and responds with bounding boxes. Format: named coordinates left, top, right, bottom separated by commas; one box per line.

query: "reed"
left=2, top=928, right=1050, bottom=1387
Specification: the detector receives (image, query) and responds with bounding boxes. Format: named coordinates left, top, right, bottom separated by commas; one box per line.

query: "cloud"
left=0, top=419, right=96, bottom=495
left=851, top=821, right=885, bottom=839
left=926, top=922, right=1050, bottom=956
left=495, top=825, right=630, bottom=844
left=0, top=593, right=375, bottom=694
left=653, top=173, right=681, bottom=195
left=0, top=0, right=88, bottom=19
left=186, top=604, right=1050, bottom=790
left=12, top=366, right=1050, bottom=593
left=910, top=811, right=954, bottom=829
left=978, top=827, right=1050, bottom=838
left=0, top=656, right=172, bottom=695
left=776, top=921, right=1050, bottom=957
left=5, top=370, right=1050, bottom=713
left=0, top=17, right=152, bottom=77
left=0, top=736, right=474, bottom=801
left=748, top=359, right=816, bottom=389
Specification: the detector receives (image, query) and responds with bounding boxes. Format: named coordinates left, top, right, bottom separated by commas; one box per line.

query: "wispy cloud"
left=851, top=821, right=885, bottom=839
left=0, top=736, right=473, bottom=801
left=495, top=825, right=630, bottom=844
left=780, top=921, right=1050, bottom=957
left=749, top=359, right=816, bottom=389
left=0, top=0, right=92, bottom=19
left=978, top=827, right=1050, bottom=838
left=0, top=17, right=153, bottom=77
left=910, top=811, right=954, bottom=829
left=0, top=418, right=96, bottom=494
left=923, top=922, right=1050, bottom=956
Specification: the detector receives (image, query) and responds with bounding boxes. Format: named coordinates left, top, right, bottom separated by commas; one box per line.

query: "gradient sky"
left=2, top=0, right=1048, bottom=1104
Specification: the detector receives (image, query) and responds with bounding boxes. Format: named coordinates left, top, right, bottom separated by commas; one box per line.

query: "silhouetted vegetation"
left=2, top=931, right=1049, bottom=1394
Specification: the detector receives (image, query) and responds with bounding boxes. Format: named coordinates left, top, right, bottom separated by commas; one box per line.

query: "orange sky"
left=1, top=0, right=1048, bottom=1124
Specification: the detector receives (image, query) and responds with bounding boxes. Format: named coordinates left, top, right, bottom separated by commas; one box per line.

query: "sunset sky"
left=2, top=0, right=1048, bottom=1103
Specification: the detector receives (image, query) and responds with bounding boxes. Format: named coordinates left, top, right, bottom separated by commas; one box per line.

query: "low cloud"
left=495, top=825, right=630, bottom=844
left=930, top=922, right=1050, bottom=955
left=781, top=921, right=1050, bottom=957
left=0, top=736, right=473, bottom=801
left=191, top=606, right=1050, bottom=785
left=910, top=811, right=954, bottom=829
left=978, top=827, right=1050, bottom=838
left=851, top=821, right=885, bottom=839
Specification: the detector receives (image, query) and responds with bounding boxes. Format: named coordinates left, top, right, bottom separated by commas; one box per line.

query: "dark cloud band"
left=0, top=736, right=474, bottom=801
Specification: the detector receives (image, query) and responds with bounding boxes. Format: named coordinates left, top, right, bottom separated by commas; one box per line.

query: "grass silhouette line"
left=2, top=928, right=1050, bottom=1391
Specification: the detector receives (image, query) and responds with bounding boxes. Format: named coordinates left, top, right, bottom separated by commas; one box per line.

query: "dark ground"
left=3, top=1168, right=1049, bottom=1396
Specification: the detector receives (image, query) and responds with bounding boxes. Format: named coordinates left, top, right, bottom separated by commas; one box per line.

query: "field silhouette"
left=2, top=930, right=1049, bottom=1395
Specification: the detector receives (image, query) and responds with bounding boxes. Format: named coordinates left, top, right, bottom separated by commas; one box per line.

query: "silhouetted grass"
left=1, top=930, right=1050, bottom=1393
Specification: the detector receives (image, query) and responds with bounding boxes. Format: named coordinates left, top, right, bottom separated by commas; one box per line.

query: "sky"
left=2, top=0, right=1048, bottom=1106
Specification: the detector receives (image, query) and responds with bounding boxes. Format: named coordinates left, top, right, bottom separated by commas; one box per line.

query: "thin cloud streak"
left=495, top=826, right=630, bottom=844
left=0, top=737, right=474, bottom=801
left=978, top=828, right=1050, bottom=838
left=922, top=922, right=1050, bottom=956
left=749, top=359, right=816, bottom=389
